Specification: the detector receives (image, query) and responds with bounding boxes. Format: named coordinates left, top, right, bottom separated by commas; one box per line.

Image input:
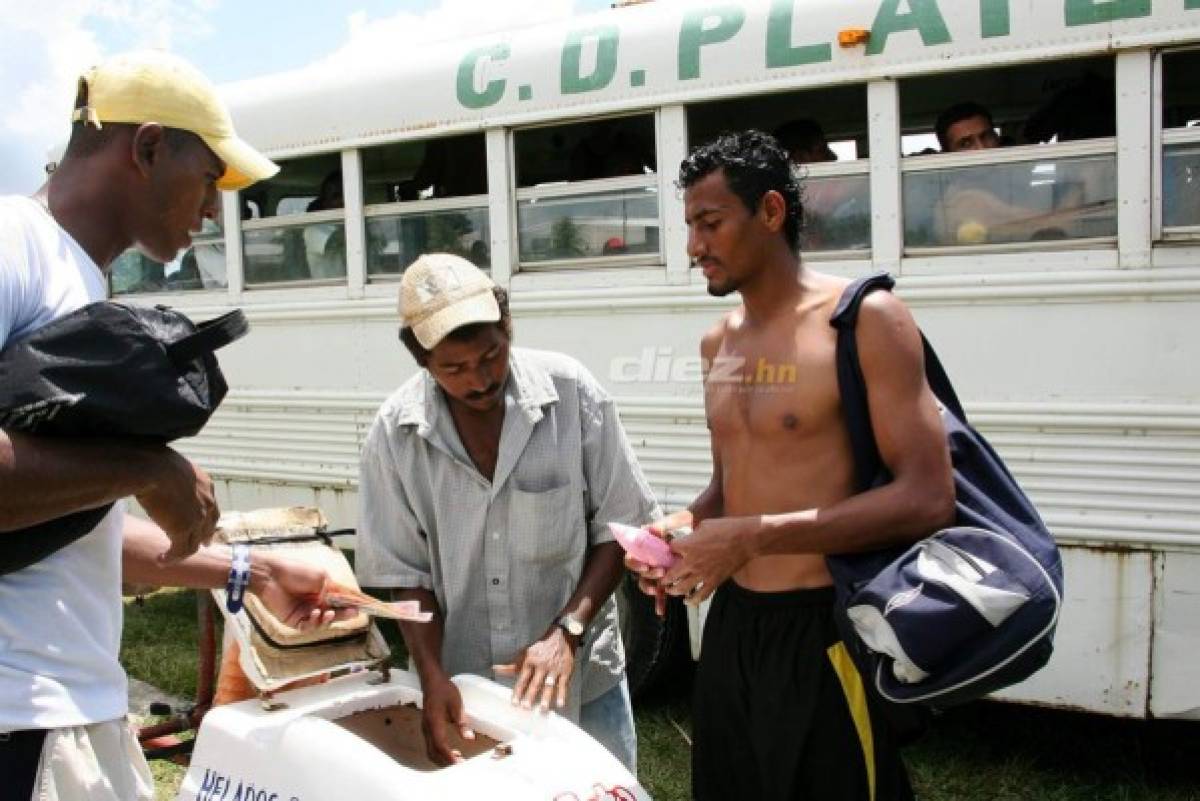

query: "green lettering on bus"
left=562, top=26, right=620, bottom=94
left=766, top=0, right=833, bottom=68
left=1065, top=0, right=1151, bottom=26
left=980, top=0, right=1011, bottom=38
left=866, top=0, right=952, bottom=55
left=678, top=6, right=746, bottom=80
left=457, top=44, right=510, bottom=109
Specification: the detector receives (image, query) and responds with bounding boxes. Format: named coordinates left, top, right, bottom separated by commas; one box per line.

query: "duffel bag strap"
left=830, top=272, right=895, bottom=492
left=166, top=309, right=249, bottom=366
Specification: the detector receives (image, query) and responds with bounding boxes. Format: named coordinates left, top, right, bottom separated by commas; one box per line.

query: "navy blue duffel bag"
left=826, top=273, right=1063, bottom=707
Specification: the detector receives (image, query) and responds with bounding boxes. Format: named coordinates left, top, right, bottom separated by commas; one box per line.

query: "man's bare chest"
left=705, top=329, right=842, bottom=441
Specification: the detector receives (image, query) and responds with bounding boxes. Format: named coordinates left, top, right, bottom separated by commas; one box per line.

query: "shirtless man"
left=631, top=131, right=954, bottom=800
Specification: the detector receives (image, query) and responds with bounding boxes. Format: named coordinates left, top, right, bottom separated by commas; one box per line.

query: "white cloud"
left=0, top=0, right=592, bottom=194
left=0, top=0, right=216, bottom=193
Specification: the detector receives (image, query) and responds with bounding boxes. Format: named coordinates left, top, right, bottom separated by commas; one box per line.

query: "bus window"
left=361, top=133, right=489, bottom=277
left=1161, top=49, right=1200, bottom=234
left=900, top=57, right=1117, bottom=251
left=687, top=85, right=870, bottom=256
left=513, top=114, right=660, bottom=267
left=110, top=206, right=226, bottom=296
left=239, top=152, right=345, bottom=286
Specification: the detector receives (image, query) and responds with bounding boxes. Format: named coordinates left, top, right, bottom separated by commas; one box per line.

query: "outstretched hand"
left=250, top=554, right=356, bottom=630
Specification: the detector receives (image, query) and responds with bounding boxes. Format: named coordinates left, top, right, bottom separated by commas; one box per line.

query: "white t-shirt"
left=0, top=195, right=129, bottom=732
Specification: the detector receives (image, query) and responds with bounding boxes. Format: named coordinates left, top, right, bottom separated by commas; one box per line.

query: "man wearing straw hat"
left=356, top=253, right=658, bottom=773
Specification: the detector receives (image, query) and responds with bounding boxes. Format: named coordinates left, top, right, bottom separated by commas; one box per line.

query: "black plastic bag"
left=0, top=301, right=247, bottom=573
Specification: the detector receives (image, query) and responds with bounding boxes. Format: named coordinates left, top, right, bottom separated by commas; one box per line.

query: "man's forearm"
left=0, top=430, right=161, bottom=531
left=750, top=477, right=955, bottom=558
left=122, top=514, right=275, bottom=594
left=558, top=541, right=625, bottom=632
left=686, top=479, right=723, bottom=529
left=393, top=588, right=447, bottom=682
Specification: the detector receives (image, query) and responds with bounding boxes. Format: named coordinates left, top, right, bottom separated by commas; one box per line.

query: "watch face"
left=561, top=616, right=584, bottom=636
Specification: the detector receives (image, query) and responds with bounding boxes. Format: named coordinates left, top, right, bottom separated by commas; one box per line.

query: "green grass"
left=121, top=588, right=218, bottom=699
left=124, top=589, right=1200, bottom=801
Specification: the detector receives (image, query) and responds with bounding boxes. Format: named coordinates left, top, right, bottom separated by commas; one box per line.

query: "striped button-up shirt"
left=356, top=347, right=659, bottom=717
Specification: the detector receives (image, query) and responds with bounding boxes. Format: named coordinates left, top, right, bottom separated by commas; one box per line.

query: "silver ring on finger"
left=543, top=674, right=557, bottom=687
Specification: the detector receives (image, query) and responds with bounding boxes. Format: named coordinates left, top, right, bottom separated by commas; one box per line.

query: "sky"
left=0, top=0, right=613, bottom=195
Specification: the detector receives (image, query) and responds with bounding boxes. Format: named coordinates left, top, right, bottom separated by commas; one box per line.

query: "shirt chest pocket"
left=507, top=483, right=584, bottom=565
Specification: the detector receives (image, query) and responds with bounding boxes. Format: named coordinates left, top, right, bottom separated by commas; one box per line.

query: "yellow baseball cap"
left=72, top=51, right=278, bottom=191
left=399, top=254, right=500, bottom=350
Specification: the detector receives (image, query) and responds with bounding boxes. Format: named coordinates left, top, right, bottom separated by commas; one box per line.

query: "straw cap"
left=399, top=254, right=500, bottom=350
left=73, top=51, right=277, bottom=190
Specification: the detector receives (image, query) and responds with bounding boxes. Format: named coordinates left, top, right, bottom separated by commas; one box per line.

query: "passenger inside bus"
left=775, top=119, right=870, bottom=252
left=304, top=169, right=346, bottom=279
left=904, top=57, right=1118, bottom=247
left=935, top=102, right=1001, bottom=153
left=774, top=119, right=836, bottom=164
left=928, top=100, right=1049, bottom=244
left=306, top=169, right=344, bottom=212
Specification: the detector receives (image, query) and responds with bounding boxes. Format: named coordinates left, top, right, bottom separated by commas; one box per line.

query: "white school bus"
left=98, top=0, right=1200, bottom=719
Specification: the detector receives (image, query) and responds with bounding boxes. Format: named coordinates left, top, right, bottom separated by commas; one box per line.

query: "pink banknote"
left=608, top=522, right=678, bottom=569
left=321, top=582, right=433, bottom=622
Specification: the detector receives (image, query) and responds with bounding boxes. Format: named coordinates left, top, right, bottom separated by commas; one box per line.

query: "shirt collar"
left=395, top=347, right=559, bottom=436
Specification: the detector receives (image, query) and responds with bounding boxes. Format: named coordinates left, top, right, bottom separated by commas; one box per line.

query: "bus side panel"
left=1150, top=551, right=1200, bottom=719
left=991, top=546, right=1153, bottom=717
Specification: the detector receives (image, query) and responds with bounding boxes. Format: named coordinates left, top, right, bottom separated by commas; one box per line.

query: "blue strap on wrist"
left=226, top=543, right=252, bottom=614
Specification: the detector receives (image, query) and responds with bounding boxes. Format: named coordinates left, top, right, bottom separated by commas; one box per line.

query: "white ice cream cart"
left=175, top=508, right=648, bottom=801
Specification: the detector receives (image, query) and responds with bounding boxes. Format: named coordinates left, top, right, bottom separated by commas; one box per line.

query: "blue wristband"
left=226, top=543, right=252, bottom=614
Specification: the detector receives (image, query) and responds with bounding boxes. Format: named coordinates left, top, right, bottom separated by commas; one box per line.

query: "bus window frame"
left=899, top=137, right=1119, bottom=257
left=238, top=208, right=348, bottom=290
left=1155, top=46, right=1200, bottom=243
left=795, top=158, right=872, bottom=262
left=237, top=155, right=350, bottom=290
left=109, top=220, right=228, bottom=298
left=180, top=224, right=228, bottom=293
left=361, top=193, right=491, bottom=281
left=510, top=110, right=663, bottom=272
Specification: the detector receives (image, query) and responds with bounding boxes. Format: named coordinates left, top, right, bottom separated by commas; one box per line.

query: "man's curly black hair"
left=677, top=130, right=803, bottom=254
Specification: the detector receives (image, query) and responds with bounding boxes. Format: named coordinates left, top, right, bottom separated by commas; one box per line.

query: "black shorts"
left=692, top=582, right=913, bottom=801
left=0, top=728, right=47, bottom=801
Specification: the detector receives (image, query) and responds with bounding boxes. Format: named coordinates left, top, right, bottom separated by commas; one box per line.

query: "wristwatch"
left=555, top=613, right=586, bottom=646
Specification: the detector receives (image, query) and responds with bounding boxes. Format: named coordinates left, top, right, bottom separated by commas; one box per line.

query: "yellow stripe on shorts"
left=827, top=641, right=876, bottom=801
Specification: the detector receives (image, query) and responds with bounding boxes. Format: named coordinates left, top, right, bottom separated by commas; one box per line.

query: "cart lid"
left=213, top=507, right=390, bottom=694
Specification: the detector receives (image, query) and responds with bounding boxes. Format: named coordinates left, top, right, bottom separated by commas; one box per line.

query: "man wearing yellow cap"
left=355, top=253, right=659, bottom=773
left=0, top=51, right=344, bottom=800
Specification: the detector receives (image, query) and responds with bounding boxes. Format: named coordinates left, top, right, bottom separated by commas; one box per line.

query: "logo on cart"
left=553, top=783, right=638, bottom=800
left=196, top=767, right=295, bottom=801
